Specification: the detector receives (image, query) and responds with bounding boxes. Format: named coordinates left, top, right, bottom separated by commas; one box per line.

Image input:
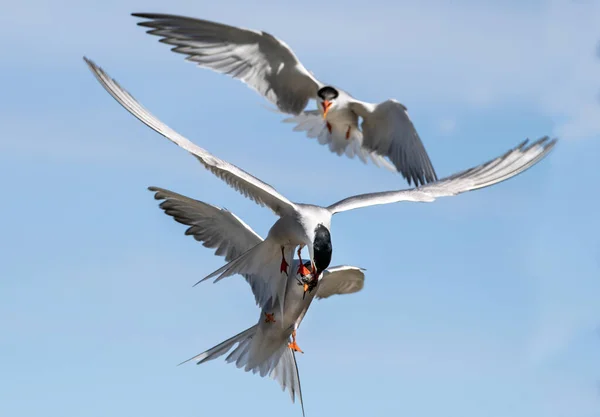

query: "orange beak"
left=321, top=100, right=332, bottom=119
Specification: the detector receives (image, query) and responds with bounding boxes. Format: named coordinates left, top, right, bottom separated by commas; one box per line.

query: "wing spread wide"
left=328, top=137, right=556, bottom=214
left=133, top=12, right=322, bottom=115
left=84, top=57, right=297, bottom=217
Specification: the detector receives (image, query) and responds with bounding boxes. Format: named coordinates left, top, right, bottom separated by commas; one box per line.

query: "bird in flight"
left=131, top=12, right=438, bottom=186
left=150, top=186, right=366, bottom=416
left=84, top=57, right=556, bottom=320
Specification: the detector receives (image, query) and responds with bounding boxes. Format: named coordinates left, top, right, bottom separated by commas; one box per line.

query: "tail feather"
left=271, top=348, right=305, bottom=417
left=225, top=335, right=253, bottom=369
left=283, top=111, right=396, bottom=173
left=196, top=240, right=293, bottom=318
left=178, top=325, right=258, bottom=366
left=180, top=326, right=304, bottom=415
left=194, top=241, right=271, bottom=285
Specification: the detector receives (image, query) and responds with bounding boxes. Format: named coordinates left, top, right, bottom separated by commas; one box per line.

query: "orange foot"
left=264, top=313, right=276, bottom=323
left=288, top=330, right=304, bottom=353
left=345, top=125, right=351, bottom=139
left=280, top=247, right=289, bottom=275
left=298, top=263, right=311, bottom=277
left=326, top=122, right=332, bottom=134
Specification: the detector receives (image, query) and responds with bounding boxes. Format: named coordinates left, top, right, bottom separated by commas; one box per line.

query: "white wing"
left=84, top=57, right=297, bottom=217
left=148, top=186, right=278, bottom=308
left=132, top=13, right=323, bottom=115
left=328, top=137, right=557, bottom=214
left=349, top=99, right=438, bottom=186
left=316, top=266, right=365, bottom=299
left=282, top=110, right=397, bottom=172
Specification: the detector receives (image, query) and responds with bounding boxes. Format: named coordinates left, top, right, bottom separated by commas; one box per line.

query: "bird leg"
left=280, top=246, right=289, bottom=275
left=296, top=247, right=311, bottom=277
left=264, top=312, right=276, bottom=323
left=326, top=122, right=332, bottom=134
left=288, top=330, right=304, bottom=353
left=345, top=125, right=351, bottom=139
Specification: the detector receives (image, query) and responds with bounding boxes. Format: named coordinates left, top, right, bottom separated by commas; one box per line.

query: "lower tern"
left=150, top=186, right=366, bottom=416
left=84, top=57, right=557, bottom=319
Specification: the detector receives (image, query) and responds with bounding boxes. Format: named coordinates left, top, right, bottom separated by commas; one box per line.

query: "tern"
left=131, top=12, right=438, bottom=186
left=84, top=57, right=557, bottom=321
left=150, top=186, right=366, bottom=416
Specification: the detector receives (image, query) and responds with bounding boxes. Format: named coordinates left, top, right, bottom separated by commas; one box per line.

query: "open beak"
left=321, top=100, right=331, bottom=119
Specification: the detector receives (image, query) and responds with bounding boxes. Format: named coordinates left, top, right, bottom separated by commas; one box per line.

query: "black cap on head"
left=313, top=224, right=332, bottom=275
left=317, top=86, right=339, bottom=101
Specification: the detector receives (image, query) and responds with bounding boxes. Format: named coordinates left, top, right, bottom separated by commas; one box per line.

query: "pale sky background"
left=2, top=0, right=600, bottom=416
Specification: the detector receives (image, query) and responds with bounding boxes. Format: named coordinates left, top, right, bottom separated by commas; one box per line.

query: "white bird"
left=149, top=186, right=366, bottom=416
left=84, top=57, right=557, bottom=320
left=131, top=12, right=438, bottom=186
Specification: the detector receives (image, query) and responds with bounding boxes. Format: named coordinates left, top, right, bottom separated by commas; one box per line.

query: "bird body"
left=131, top=12, right=439, bottom=185
left=150, top=186, right=366, bottom=416
left=84, top=57, right=556, bottom=323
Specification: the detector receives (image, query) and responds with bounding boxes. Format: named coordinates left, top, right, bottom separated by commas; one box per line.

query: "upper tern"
left=84, top=57, right=557, bottom=323
left=131, top=12, right=438, bottom=186
left=150, top=186, right=366, bottom=416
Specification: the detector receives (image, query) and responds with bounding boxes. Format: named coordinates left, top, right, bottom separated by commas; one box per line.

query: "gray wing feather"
left=84, top=57, right=297, bottom=217
left=350, top=99, right=437, bottom=186
left=328, top=137, right=557, bottom=214
left=148, top=186, right=273, bottom=307
left=149, top=186, right=262, bottom=261
left=132, top=13, right=322, bottom=115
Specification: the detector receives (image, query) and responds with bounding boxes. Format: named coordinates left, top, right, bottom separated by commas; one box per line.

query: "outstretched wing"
left=84, top=57, right=297, bottom=217
left=349, top=99, right=438, bottom=186
left=327, top=137, right=556, bottom=214
left=316, top=265, right=365, bottom=299
left=133, top=13, right=323, bottom=115
left=149, top=186, right=276, bottom=308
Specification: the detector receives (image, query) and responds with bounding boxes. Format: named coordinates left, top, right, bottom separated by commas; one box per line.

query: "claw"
left=264, top=313, right=276, bottom=323
left=280, top=247, right=289, bottom=275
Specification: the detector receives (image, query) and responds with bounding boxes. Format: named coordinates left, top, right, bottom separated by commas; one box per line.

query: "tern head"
left=317, top=86, right=339, bottom=119
left=309, top=223, right=332, bottom=278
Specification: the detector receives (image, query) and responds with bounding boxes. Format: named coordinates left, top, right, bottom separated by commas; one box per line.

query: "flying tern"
left=131, top=12, right=438, bottom=186
left=84, top=57, right=556, bottom=320
left=150, top=186, right=366, bottom=416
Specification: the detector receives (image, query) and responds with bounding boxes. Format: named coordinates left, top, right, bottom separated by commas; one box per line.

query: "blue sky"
left=1, top=0, right=600, bottom=416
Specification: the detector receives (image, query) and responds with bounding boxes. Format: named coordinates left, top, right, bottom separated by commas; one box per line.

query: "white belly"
left=267, top=215, right=307, bottom=246
left=327, top=107, right=359, bottom=130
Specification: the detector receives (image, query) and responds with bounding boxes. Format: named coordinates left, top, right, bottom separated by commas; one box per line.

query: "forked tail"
left=179, top=325, right=305, bottom=416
